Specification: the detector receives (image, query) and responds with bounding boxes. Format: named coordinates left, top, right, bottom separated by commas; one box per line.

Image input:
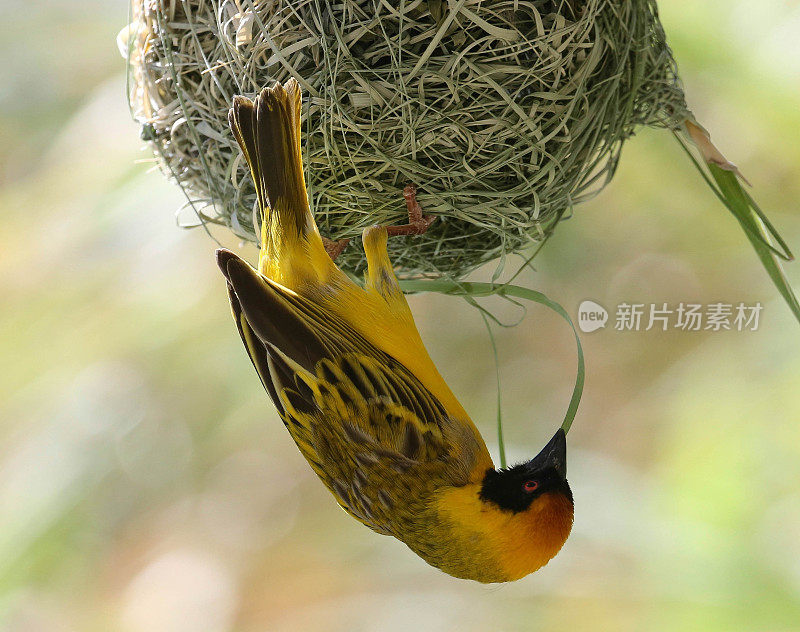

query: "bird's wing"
left=218, top=250, right=483, bottom=534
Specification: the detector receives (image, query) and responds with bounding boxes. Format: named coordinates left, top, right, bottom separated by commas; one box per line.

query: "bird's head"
left=478, top=428, right=574, bottom=580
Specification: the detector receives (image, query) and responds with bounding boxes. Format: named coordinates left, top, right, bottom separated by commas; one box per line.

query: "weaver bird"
left=217, top=79, right=573, bottom=583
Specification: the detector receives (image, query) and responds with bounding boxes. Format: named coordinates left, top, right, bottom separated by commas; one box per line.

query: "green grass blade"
left=479, top=311, right=507, bottom=468
left=707, top=164, right=800, bottom=323
left=709, top=164, right=793, bottom=260
left=676, top=132, right=799, bottom=323
left=399, top=280, right=585, bottom=440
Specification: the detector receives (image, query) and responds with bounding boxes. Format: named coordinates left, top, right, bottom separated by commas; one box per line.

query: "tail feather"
left=229, top=79, right=318, bottom=277
left=228, top=99, right=263, bottom=207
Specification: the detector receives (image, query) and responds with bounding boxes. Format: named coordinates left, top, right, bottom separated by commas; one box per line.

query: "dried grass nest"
left=122, top=0, right=689, bottom=278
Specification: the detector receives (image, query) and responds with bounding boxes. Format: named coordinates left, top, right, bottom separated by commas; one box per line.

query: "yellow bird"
left=217, top=79, right=573, bottom=583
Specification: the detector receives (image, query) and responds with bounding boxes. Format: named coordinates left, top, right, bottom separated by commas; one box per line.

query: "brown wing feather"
left=217, top=249, right=483, bottom=534
left=218, top=249, right=448, bottom=428
left=219, top=251, right=284, bottom=415
left=221, top=252, right=332, bottom=372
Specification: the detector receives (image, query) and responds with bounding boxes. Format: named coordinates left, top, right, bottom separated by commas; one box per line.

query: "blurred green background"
left=2, top=1, right=800, bottom=630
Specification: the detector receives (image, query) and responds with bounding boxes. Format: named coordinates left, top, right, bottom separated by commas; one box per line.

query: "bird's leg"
left=362, top=225, right=416, bottom=321
left=322, top=235, right=351, bottom=261
left=362, top=225, right=404, bottom=302
left=326, top=185, right=432, bottom=261
left=385, top=184, right=436, bottom=237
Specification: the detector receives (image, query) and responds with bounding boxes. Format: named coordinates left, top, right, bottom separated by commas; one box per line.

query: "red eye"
left=523, top=480, right=539, bottom=493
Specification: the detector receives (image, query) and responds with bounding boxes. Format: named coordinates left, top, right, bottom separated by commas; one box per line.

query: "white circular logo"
left=578, top=300, right=608, bottom=333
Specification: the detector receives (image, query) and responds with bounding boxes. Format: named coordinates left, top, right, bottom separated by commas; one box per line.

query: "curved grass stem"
left=399, top=280, right=585, bottom=458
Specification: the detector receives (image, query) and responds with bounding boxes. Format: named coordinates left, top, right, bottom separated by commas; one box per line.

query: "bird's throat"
left=433, top=484, right=573, bottom=582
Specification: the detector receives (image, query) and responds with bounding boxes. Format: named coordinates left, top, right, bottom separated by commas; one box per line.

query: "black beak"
left=530, top=428, right=567, bottom=479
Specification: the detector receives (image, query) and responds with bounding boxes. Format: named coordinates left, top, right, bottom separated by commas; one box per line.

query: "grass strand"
left=400, top=279, right=585, bottom=442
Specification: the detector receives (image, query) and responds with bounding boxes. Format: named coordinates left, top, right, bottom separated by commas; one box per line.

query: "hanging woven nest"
left=122, top=0, right=691, bottom=278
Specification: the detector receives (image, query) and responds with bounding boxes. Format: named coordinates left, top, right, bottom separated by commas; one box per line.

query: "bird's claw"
left=385, top=184, right=436, bottom=237
left=322, top=236, right=351, bottom=260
